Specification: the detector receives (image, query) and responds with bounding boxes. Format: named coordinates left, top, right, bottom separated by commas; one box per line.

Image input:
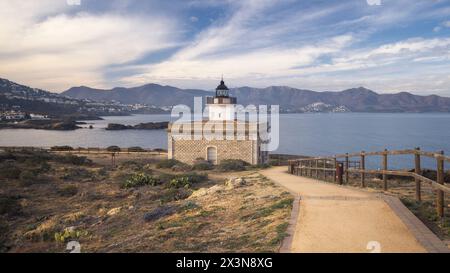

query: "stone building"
left=168, top=79, right=269, bottom=165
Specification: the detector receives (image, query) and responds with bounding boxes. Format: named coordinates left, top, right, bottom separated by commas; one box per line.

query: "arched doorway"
left=207, top=147, right=218, bottom=165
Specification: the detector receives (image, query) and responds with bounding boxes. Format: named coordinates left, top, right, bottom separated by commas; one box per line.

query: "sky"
left=1, top=0, right=450, bottom=95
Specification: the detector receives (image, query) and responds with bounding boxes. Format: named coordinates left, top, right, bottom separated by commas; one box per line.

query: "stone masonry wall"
left=169, top=138, right=256, bottom=165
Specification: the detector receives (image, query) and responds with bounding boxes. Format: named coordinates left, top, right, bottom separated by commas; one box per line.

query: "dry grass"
left=0, top=151, right=292, bottom=253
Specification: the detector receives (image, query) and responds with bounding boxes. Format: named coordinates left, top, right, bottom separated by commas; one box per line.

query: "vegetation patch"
left=192, top=159, right=214, bottom=171
left=0, top=195, right=22, bottom=217
left=0, top=151, right=292, bottom=253
left=57, top=185, right=79, bottom=197
left=156, top=159, right=182, bottom=169
left=122, top=173, right=161, bottom=189
left=217, top=159, right=249, bottom=172
left=168, top=172, right=208, bottom=189
left=54, top=227, right=88, bottom=243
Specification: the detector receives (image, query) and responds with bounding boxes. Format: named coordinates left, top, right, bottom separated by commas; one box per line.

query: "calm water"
left=0, top=113, right=449, bottom=169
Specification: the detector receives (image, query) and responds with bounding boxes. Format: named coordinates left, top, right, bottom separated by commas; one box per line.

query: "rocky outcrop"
left=225, top=177, right=247, bottom=189
left=0, top=119, right=81, bottom=131
left=106, top=122, right=169, bottom=131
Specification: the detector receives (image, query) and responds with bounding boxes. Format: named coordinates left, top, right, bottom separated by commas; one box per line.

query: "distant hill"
left=63, top=84, right=450, bottom=113
left=63, top=84, right=209, bottom=108
left=0, top=78, right=147, bottom=117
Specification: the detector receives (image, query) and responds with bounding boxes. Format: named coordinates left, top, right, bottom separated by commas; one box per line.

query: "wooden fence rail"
left=288, top=147, right=449, bottom=218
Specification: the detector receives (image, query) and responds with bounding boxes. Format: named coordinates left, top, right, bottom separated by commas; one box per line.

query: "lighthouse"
left=206, top=78, right=237, bottom=121
left=168, top=78, right=269, bottom=165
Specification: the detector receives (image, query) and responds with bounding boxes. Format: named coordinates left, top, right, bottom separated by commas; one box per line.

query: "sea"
left=0, top=113, right=449, bottom=169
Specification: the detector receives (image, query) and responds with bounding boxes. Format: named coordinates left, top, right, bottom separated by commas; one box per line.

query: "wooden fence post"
left=345, top=153, right=349, bottom=184
left=315, top=159, right=319, bottom=179
left=415, top=147, right=421, bottom=202
left=383, top=149, right=388, bottom=191
left=436, top=151, right=445, bottom=218
left=306, top=160, right=311, bottom=177
left=334, top=157, right=337, bottom=183
left=361, top=151, right=366, bottom=187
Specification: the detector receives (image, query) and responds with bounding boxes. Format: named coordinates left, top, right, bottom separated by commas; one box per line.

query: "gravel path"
left=260, top=167, right=427, bottom=253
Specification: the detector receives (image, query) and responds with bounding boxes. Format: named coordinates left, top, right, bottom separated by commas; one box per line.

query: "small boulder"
left=189, top=185, right=224, bottom=199
left=225, top=177, right=246, bottom=189
left=107, top=207, right=122, bottom=216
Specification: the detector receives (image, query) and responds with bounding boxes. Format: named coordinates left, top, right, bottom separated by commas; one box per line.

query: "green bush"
left=169, top=177, right=191, bottom=189
left=193, top=160, right=214, bottom=171
left=60, top=167, right=92, bottom=181
left=217, top=159, right=249, bottom=172
left=156, top=159, right=182, bottom=169
left=119, top=161, right=144, bottom=171
left=248, top=163, right=271, bottom=170
left=107, top=146, right=121, bottom=152
left=122, top=173, right=161, bottom=189
left=57, top=185, right=79, bottom=197
left=128, top=146, right=145, bottom=152
left=158, top=173, right=176, bottom=183
left=54, top=228, right=88, bottom=243
left=51, top=146, right=74, bottom=152
left=168, top=172, right=208, bottom=189
left=57, top=154, right=92, bottom=166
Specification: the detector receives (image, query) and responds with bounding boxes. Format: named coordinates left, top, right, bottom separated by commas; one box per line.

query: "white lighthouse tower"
left=207, top=78, right=237, bottom=121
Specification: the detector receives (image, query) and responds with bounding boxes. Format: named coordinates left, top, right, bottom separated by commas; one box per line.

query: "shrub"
left=57, top=154, right=92, bottom=166
left=156, top=159, right=182, bottom=169
left=217, top=159, right=249, bottom=172
left=119, top=161, right=144, bottom=171
left=51, top=146, right=74, bottom=151
left=60, top=167, right=92, bottom=181
left=19, top=170, right=36, bottom=184
left=248, top=163, right=271, bottom=170
left=171, top=163, right=191, bottom=172
left=107, top=146, right=121, bottom=152
left=128, top=147, right=145, bottom=152
left=54, top=228, right=88, bottom=243
left=169, top=177, right=191, bottom=189
left=183, top=172, right=208, bottom=184
left=158, top=173, right=176, bottom=183
left=57, top=185, right=78, bottom=197
left=0, top=161, right=21, bottom=179
left=193, top=159, right=214, bottom=171
left=153, top=148, right=167, bottom=153
left=168, top=172, right=208, bottom=189
left=38, top=161, right=51, bottom=173
left=122, top=173, right=161, bottom=189
left=0, top=195, right=22, bottom=217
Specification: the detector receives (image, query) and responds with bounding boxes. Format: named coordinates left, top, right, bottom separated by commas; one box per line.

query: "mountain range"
left=0, top=78, right=137, bottom=117
left=2, top=77, right=450, bottom=114
left=63, top=84, right=450, bottom=113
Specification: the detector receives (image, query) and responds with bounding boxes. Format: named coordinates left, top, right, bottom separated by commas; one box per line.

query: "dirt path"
left=260, top=167, right=427, bottom=253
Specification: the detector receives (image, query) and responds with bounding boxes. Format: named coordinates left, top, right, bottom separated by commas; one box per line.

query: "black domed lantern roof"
left=215, top=78, right=229, bottom=97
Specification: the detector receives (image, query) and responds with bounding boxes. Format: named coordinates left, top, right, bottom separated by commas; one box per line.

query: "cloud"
left=0, top=1, right=180, bottom=91
left=1, top=0, right=450, bottom=95
left=434, top=20, right=450, bottom=32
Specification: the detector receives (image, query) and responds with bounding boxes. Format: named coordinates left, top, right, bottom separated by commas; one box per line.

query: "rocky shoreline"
left=105, top=122, right=169, bottom=131
left=0, top=119, right=83, bottom=131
